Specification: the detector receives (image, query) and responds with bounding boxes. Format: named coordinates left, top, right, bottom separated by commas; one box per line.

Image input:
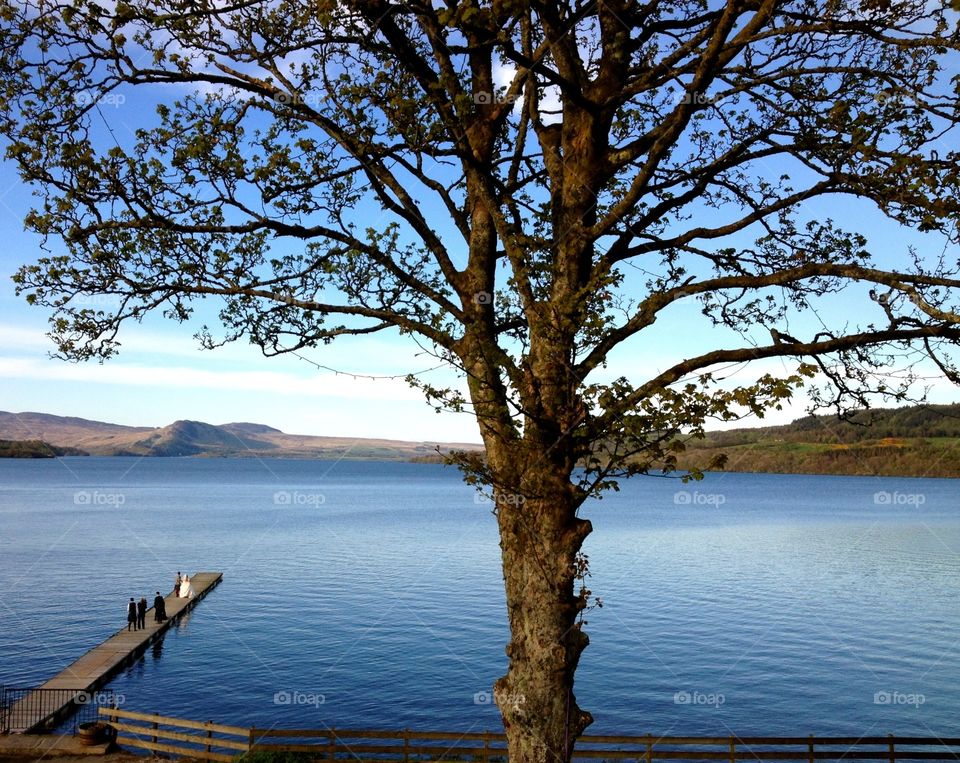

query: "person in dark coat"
left=174, top=571, right=182, bottom=597
left=153, top=591, right=166, bottom=622
left=137, top=597, right=147, bottom=629
left=127, top=598, right=137, bottom=631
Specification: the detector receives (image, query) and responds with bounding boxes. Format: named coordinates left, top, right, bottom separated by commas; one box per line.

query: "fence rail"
left=100, top=707, right=249, bottom=762
left=99, top=708, right=960, bottom=763
left=0, top=687, right=119, bottom=733
left=248, top=729, right=960, bottom=763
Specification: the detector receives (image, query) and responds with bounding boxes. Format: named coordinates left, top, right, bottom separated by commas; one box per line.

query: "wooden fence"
left=100, top=708, right=960, bottom=763
left=99, top=707, right=249, bottom=762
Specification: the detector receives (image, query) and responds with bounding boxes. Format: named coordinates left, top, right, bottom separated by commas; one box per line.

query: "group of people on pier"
left=125, top=592, right=166, bottom=631
left=124, top=571, right=195, bottom=631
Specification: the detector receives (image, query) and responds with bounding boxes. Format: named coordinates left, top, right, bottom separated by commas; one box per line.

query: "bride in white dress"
left=179, top=574, right=196, bottom=599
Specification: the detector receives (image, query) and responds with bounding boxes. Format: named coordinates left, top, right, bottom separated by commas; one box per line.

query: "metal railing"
left=1, top=686, right=120, bottom=734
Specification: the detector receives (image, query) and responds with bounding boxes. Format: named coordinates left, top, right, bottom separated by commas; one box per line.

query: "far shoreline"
left=1, top=449, right=957, bottom=480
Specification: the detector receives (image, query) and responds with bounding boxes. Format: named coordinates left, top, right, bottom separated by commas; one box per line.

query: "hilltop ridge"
left=0, top=411, right=482, bottom=460
left=0, top=405, right=957, bottom=476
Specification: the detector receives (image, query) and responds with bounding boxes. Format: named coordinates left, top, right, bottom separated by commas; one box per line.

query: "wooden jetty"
left=7, top=571, right=222, bottom=733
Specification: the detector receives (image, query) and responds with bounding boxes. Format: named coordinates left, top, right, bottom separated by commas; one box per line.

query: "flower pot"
left=77, top=721, right=112, bottom=746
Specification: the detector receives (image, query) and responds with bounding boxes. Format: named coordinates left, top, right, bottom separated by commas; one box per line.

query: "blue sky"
left=1, top=74, right=959, bottom=444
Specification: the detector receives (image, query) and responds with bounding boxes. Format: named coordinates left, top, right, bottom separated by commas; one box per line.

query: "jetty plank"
left=8, top=572, right=222, bottom=733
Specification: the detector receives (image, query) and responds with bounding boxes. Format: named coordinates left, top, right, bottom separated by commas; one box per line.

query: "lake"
left=0, top=458, right=957, bottom=737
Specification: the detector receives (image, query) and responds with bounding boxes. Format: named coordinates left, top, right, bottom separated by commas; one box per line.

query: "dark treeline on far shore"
left=418, top=404, right=960, bottom=478
left=0, top=439, right=86, bottom=458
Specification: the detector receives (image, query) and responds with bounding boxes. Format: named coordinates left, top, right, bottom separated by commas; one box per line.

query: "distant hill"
left=222, top=422, right=284, bottom=436
left=0, top=411, right=483, bottom=460
left=707, top=404, right=960, bottom=444
left=675, top=403, right=960, bottom=478
left=0, top=405, right=957, bottom=476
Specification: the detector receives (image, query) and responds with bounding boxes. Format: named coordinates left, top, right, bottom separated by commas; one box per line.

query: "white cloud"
left=0, top=321, right=448, bottom=375
left=0, top=324, right=49, bottom=351
left=0, top=357, right=425, bottom=402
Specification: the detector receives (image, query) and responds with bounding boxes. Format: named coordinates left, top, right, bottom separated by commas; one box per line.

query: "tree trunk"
left=489, top=462, right=594, bottom=763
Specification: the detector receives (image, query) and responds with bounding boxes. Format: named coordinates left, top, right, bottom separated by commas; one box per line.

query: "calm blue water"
left=0, top=458, right=958, bottom=738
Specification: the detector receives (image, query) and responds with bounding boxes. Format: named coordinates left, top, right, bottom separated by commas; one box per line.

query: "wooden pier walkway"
left=7, top=571, right=222, bottom=733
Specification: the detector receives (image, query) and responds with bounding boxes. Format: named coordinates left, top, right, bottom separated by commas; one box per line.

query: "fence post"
left=403, top=727, right=410, bottom=763
left=888, top=734, right=896, bottom=763
left=248, top=727, right=256, bottom=754
left=808, top=735, right=815, bottom=763
left=328, top=726, right=337, bottom=762
left=207, top=721, right=213, bottom=754
left=151, top=720, right=158, bottom=745
left=729, top=737, right=736, bottom=763
left=483, top=731, right=490, bottom=763
left=646, top=734, right=653, bottom=763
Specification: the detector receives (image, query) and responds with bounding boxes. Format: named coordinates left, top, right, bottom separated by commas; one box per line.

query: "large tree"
left=2, top=1, right=960, bottom=760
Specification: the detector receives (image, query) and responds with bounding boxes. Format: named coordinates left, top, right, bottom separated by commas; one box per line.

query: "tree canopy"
left=2, top=1, right=960, bottom=761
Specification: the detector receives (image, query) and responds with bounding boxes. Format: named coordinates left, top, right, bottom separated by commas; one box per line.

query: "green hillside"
left=677, top=404, right=960, bottom=478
